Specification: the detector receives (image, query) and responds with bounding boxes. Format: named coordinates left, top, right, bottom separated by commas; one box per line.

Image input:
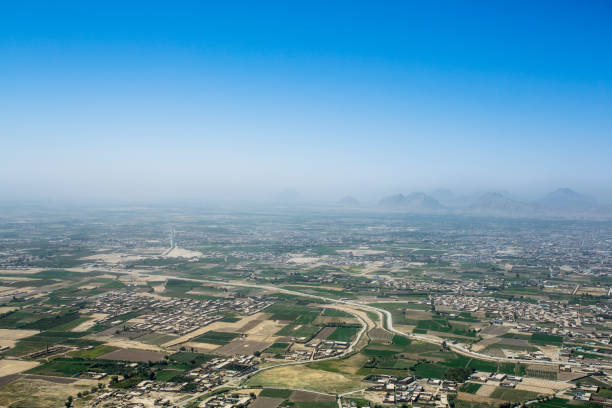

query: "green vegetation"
left=327, top=326, right=359, bottom=342
left=70, top=345, right=118, bottom=359
left=170, top=352, right=215, bottom=368
left=531, top=333, right=563, bottom=346
left=490, top=387, right=542, bottom=401
left=322, top=308, right=353, bottom=317
left=265, top=303, right=321, bottom=324
left=265, top=342, right=291, bottom=355
left=259, top=388, right=294, bottom=398
left=459, top=382, right=482, bottom=394
left=533, top=397, right=604, bottom=408
left=155, top=369, right=184, bottom=381
left=192, top=330, right=240, bottom=345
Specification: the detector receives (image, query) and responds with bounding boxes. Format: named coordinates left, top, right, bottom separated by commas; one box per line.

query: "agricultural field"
left=0, top=208, right=611, bottom=408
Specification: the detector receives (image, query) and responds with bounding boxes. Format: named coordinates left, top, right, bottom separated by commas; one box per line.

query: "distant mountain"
left=465, top=192, right=533, bottom=217
left=379, top=193, right=408, bottom=207
left=337, top=196, right=360, bottom=206
left=430, top=188, right=455, bottom=203
left=537, top=188, right=594, bottom=210
left=379, top=192, right=444, bottom=213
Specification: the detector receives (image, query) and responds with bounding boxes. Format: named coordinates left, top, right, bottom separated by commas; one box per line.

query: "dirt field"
left=100, top=348, right=165, bottom=362
left=369, top=328, right=394, bottom=343
left=0, top=377, right=98, bottom=408
left=164, top=246, right=202, bottom=259
left=247, top=364, right=365, bottom=394
left=240, top=319, right=263, bottom=332
left=245, top=319, right=285, bottom=341
left=0, top=360, right=39, bottom=376
left=481, top=325, right=511, bottom=336
left=475, top=384, right=497, bottom=397
left=182, top=341, right=219, bottom=352
left=458, top=391, right=504, bottom=405
left=0, top=329, right=39, bottom=341
left=315, top=327, right=337, bottom=340
left=70, top=313, right=107, bottom=332
left=0, top=328, right=40, bottom=349
left=163, top=312, right=266, bottom=347
left=516, top=377, right=570, bottom=393
left=88, top=333, right=163, bottom=351
left=250, top=397, right=284, bottom=408
left=290, top=390, right=335, bottom=402
left=214, top=340, right=271, bottom=356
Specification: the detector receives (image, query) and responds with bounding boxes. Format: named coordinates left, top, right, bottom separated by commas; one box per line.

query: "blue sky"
left=1, top=1, right=611, bottom=202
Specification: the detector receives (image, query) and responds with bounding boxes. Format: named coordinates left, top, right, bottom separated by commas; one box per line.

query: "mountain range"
left=370, top=188, right=610, bottom=219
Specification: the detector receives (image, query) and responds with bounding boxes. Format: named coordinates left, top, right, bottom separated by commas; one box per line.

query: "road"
left=124, top=272, right=578, bottom=367
left=107, top=270, right=584, bottom=407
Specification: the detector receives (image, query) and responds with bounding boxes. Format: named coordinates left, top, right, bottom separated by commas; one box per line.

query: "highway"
left=126, top=272, right=578, bottom=367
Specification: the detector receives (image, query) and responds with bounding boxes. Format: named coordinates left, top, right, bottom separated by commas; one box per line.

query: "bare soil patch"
left=250, top=397, right=284, bottom=408
left=215, top=340, right=271, bottom=356
left=23, top=374, right=77, bottom=384
left=100, top=348, right=165, bottom=362
left=481, top=325, right=510, bottom=336
left=0, top=359, right=39, bottom=376
left=315, top=327, right=337, bottom=340
left=290, top=390, right=335, bottom=402
left=369, top=328, right=394, bottom=343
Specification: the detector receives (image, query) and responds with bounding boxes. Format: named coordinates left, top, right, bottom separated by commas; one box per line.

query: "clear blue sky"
left=1, top=1, right=611, bottom=202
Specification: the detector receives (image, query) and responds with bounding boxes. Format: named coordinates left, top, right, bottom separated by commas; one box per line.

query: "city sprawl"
left=0, top=208, right=611, bottom=408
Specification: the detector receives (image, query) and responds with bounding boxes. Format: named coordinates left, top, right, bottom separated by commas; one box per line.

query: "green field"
left=258, top=388, right=293, bottom=398
left=192, top=330, right=240, bottom=345
left=533, top=397, right=604, bottom=408
left=490, top=387, right=542, bottom=401
left=459, top=382, right=483, bottom=394
left=155, top=369, right=184, bottom=381
left=326, top=326, right=359, bottom=342
left=265, top=342, right=291, bottom=355
left=531, top=333, right=563, bottom=346
left=170, top=352, right=215, bottom=368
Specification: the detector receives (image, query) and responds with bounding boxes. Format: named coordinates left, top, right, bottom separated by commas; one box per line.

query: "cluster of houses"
left=433, top=294, right=602, bottom=329
left=89, top=355, right=259, bottom=407
left=202, top=394, right=252, bottom=407
left=89, top=291, right=275, bottom=335
left=469, top=372, right=524, bottom=389
left=351, top=375, right=456, bottom=408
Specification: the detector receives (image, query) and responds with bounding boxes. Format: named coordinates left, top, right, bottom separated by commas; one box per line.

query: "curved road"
left=111, top=271, right=580, bottom=368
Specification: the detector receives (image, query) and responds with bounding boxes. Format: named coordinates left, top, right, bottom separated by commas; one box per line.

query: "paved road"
left=104, top=271, right=593, bottom=406
left=128, top=273, right=578, bottom=367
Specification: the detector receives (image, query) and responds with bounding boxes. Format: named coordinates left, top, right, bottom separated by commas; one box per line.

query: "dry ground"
left=249, top=397, right=284, bottom=408
left=215, top=340, right=270, bottom=356
left=163, top=312, right=267, bottom=347
left=0, top=377, right=98, bottom=408
left=0, top=329, right=40, bottom=349
left=457, top=391, right=504, bottom=405
left=247, top=365, right=365, bottom=394
left=290, top=390, right=335, bottom=402
left=70, top=313, right=107, bottom=332
left=0, top=360, right=39, bottom=376
left=475, top=384, right=497, bottom=397
left=100, top=348, right=165, bottom=362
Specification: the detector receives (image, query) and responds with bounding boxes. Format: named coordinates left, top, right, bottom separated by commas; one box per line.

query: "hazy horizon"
left=2, top=1, right=611, bottom=204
